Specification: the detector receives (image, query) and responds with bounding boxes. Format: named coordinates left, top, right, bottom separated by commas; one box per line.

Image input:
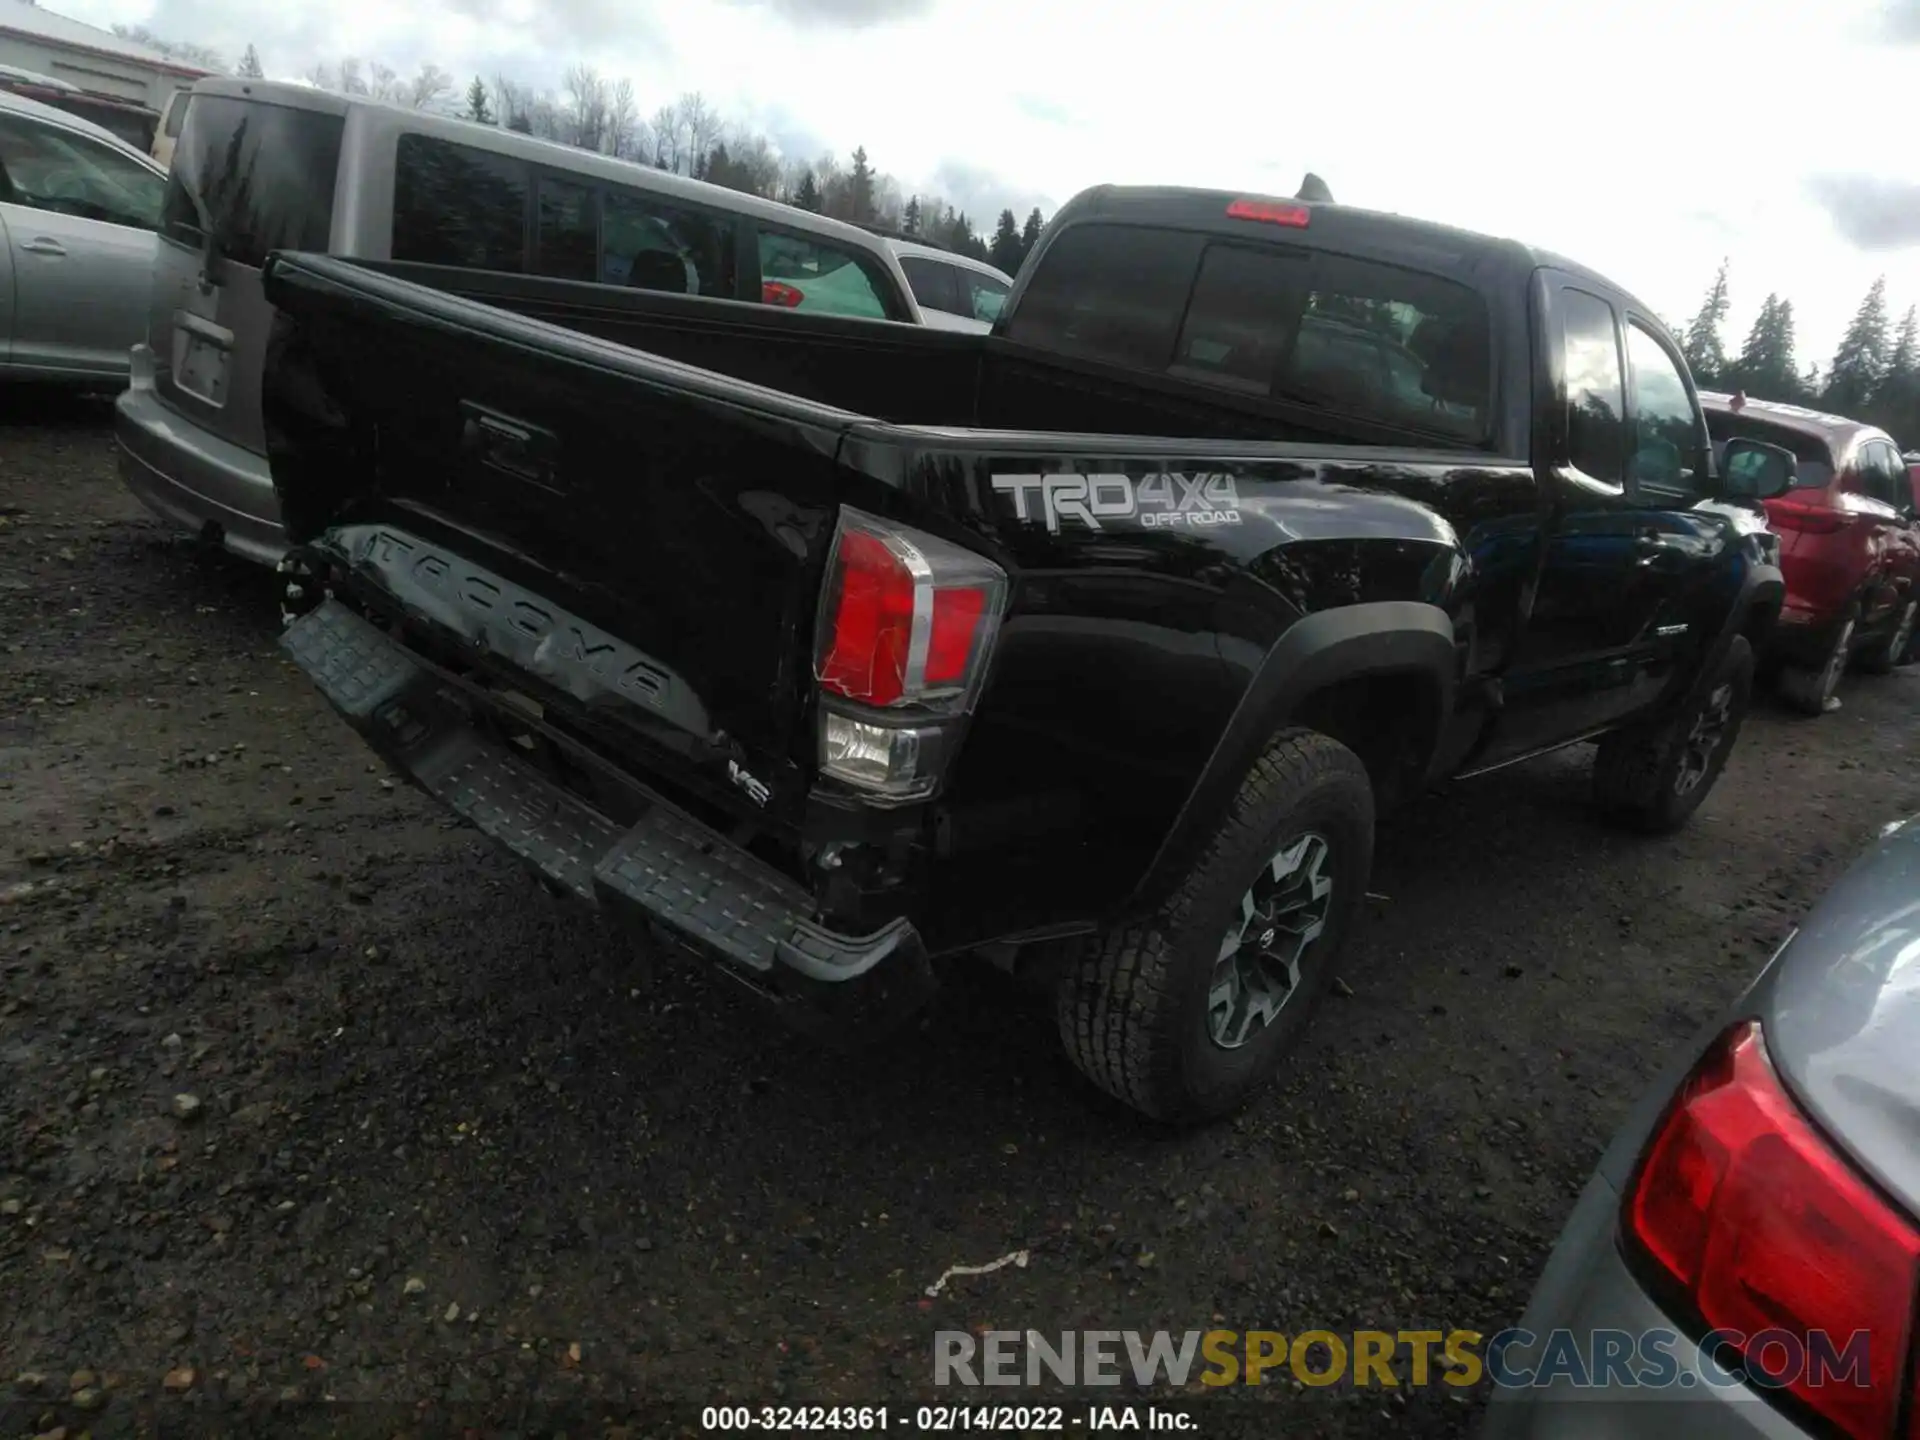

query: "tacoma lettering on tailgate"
left=329, top=524, right=714, bottom=740
left=991, top=472, right=1242, bottom=533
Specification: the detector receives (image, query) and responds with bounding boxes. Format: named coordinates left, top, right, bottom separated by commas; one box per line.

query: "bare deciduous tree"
left=727, top=131, right=783, bottom=199
left=562, top=64, right=609, bottom=152
left=607, top=79, right=638, bottom=159
left=673, top=93, right=722, bottom=177
left=406, top=63, right=453, bottom=111
left=649, top=104, right=679, bottom=171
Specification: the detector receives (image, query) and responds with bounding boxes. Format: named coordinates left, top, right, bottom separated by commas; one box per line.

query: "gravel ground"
left=3, top=396, right=1917, bottom=1439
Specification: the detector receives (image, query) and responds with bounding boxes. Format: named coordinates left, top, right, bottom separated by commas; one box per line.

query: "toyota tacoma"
left=259, top=184, right=1795, bottom=1122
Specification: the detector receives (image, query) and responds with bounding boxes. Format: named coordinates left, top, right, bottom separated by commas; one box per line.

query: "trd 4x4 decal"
left=991, top=472, right=1242, bottom=533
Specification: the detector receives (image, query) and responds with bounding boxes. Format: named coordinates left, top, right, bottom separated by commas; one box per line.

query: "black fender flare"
left=1124, top=600, right=1458, bottom=911
left=1671, top=557, right=1785, bottom=714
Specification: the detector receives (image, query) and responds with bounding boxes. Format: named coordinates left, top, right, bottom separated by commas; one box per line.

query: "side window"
left=1002, top=221, right=1201, bottom=370
left=535, top=176, right=597, bottom=282
left=163, top=92, right=187, bottom=140
left=392, top=133, right=528, bottom=272
left=1561, top=289, right=1626, bottom=485
left=756, top=231, right=891, bottom=319
left=601, top=188, right=735, bottom=298
left=1625, top=321, right=1701, bottom=498
left=965, top=270, right=1009, bottom=325
left=0, top=114, right=163, bottom=230
left=899, top=255, right=962, bottom=315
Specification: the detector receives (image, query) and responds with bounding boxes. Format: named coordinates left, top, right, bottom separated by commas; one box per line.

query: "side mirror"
left=1721, top=438, right=1795, bottom=502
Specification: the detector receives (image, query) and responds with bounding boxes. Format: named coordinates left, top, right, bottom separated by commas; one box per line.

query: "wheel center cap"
left=1258, top=927, right=1277, bottom=949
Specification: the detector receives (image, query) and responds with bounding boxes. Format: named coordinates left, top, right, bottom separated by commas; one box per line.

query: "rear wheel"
left=1858, top=599, right=1916, bottom=676
left=1777, top=611, right=1855, bottom=716
left=1593, top=635, right=1754, bottom=834
left=1057, top=729, right=1373, bottom=1124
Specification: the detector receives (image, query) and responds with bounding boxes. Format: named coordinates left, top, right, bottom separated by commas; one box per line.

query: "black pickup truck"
left=261, top=184, right=1796, bottom=1123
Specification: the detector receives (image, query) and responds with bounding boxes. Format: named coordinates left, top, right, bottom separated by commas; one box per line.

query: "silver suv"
left=117, top=78, right=947, bottom=564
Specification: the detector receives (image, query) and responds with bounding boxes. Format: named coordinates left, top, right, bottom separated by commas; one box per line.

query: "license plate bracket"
left=173, top=327, right=229, bottom=407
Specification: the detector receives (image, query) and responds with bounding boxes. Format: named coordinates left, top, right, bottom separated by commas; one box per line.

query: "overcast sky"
left=65, top=0, right=1920, bottom=364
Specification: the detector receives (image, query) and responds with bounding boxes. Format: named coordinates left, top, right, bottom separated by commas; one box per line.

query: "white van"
left=116, top=78, right=950, bottom=564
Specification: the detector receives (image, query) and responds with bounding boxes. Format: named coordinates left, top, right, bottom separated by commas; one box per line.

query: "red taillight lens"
left=763, top=280, right=804, bottom=307
left=1625, top=1020, right=1919, bottom=1438
left=814, top=507, right=1007, bottom=712
left=819, top=529, right=915, bottom=706
left=1765, top=497, right=1847, bottom=534
left=1226, top=198, right=1310, bottom=228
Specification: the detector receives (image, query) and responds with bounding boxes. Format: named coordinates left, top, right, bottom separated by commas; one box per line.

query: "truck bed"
left=260, top=252, right=1522, bottom=954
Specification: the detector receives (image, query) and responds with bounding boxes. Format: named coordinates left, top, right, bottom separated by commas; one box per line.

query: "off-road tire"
left=1057, top=729, right=1373, bottom=1124
left=1777, top=608, right=1856, bottom=715
left=1857, top=598, right=1916, bottom=676
left=1593, top=635, right=1754, bottom=835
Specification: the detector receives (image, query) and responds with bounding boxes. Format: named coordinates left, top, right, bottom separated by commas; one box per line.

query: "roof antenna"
left=1296, top=172, right=1334, bottom=203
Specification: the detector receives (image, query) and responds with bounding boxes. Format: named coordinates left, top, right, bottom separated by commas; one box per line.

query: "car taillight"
left=763, top=280, right=804, bottom=307
left=1765, top=497, right=1847, bottom=534
left=812, top=507, right=1006, bottom=802
left=1624, top=1020, right=1919, bottom=1438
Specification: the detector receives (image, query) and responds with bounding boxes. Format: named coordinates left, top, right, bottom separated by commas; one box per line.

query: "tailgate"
left=258, top=252, right=878, bottom=825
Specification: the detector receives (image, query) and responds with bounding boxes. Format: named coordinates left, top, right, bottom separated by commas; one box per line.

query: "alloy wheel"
left=1207, top=833, right=1334, bottom=1050
left=1887, top=602, right=1916, bottom=668
left=1674, top=682, right=1735, bottom=796
left=1818, top=617, right=1855, bottom=708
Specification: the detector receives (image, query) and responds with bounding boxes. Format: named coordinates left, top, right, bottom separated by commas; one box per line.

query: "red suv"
left=1701, top=393, right=1919, bottom=713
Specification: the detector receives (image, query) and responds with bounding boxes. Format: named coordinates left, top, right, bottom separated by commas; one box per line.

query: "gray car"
left=1480, top=814, right=1920, bottom=1438
left=0, top=86, right=166, bottom=383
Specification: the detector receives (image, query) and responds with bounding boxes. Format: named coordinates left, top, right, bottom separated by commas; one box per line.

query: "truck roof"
left=1046, top=184, right=1663, bottom=331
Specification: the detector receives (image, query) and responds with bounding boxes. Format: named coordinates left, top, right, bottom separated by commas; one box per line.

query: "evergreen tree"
left=704, top=141, right=733, bottom=189
left=1681, top=260, right=1732, bottom=387
left=1019, top=207, right=1043, bottom=266
left=237, top=43, right=264, bottom=78
left=1875, top=306, right=1919, bottom=443
left=902, top=196, right=920, bottom=235
left=1880, top=306, right=1916, bottom=400
left=794, top=171, right=821, bottom=213
left=1730, top=294, right=1798, bottom=401
left=988, top=209, right=1022, bottom=273
left=464, top=76, right=492, bottom=124
left=1823, top=277, right=1889, bottom=415
left=846, top=146, right=875, bottom=223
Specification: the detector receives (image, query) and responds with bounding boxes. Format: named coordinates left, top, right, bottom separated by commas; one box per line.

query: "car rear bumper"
left=279, top=598, right=937, bottom=1035
left=1476, top=1170, right=1813, bottom=1439
left=113, top=345, right=287, bottom=565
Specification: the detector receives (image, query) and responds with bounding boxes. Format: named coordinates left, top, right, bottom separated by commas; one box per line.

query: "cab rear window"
left=159, top=95, right=343, bottom=267
left=1006, top=221, right=1492, bottom=441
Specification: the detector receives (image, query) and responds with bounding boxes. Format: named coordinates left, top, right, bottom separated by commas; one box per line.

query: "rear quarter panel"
left=835, top=428, right=1537, bottom=945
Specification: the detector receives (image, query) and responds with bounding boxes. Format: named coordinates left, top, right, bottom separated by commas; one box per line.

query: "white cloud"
left=58, top=0, right=1920, bottom=360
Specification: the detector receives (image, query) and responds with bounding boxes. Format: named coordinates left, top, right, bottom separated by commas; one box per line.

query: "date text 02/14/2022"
left=699, top=1404, right=1200, bottom=1431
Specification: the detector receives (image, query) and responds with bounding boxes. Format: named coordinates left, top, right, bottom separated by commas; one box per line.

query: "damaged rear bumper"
left=280, top=599, right=936, bottom=1034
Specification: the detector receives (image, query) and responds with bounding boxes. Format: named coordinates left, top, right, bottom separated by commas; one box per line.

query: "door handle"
left=21, top=237, right=66, bottom=256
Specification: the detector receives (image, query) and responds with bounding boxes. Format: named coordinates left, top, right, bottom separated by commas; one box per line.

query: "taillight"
left=763, top=280, right=804, bottom=307
left=1765, top=497, right=1847, bottom=535
left=1226, top=197, right=1310, bottom=228
left=1624, top=1020, right=1919, bottom=1438
left=812, top=507, right=1007, bottom=802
